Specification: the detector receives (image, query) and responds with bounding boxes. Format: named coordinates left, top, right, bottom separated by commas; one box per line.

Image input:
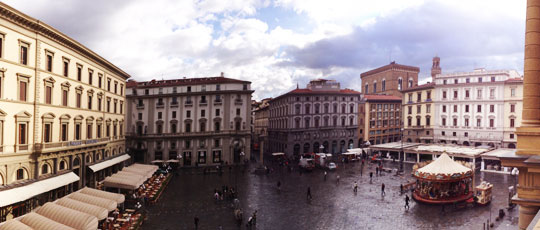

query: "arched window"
left=382, top=79, right=386, bottom=91
left=365, top=84, right=369, bottom=94
left=408, top=78, right=413, bottom=88
left=214, top=122, right=220, bottom=131
left=373, top=81, right=377, bottom=93
left=200, top=122, right=206, bottom=132
left=73, top=158, right=80, bottom=167
left=398, top=78, right=403, bottom=90
left=16, top=168, right=26, bottom=180
left=41, top=164, right=49, bottom=174
left=59, top=160, right=67, bottom=170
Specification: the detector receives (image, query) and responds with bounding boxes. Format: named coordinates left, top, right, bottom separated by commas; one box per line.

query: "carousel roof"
left=417, top=153, right=472, bottom=176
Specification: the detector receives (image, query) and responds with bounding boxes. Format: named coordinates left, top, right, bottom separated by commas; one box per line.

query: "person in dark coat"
left=194, top=216, right=199, bottom=229
left=405, top=195, right=410, bottom=210
left=307, top=187, right=312, bottom=200
left=381, top=183, right=386, bottom=196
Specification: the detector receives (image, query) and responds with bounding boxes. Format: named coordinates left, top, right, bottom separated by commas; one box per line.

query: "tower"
left=431, top=56, right=441, bottom=82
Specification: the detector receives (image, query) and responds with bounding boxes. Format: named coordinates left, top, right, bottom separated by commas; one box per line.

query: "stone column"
left=518, top=0, right=540, bottom=156
left=523, top=0, right=540, bottom=127
left=519, top=205, right=540, bottom=229
left=514, top=1, right=540, bottom=229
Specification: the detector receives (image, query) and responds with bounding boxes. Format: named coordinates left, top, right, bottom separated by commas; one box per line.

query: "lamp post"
left=400, top=127, right=404, bottom=172
left=509, top=167, right=519, bottom=209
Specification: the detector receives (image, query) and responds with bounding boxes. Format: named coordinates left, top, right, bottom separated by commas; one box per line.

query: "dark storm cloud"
left=283, top=1, right=525, bottom=80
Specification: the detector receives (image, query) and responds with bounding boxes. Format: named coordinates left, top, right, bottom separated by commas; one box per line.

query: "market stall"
left=413, top=153, right=474, bottom=204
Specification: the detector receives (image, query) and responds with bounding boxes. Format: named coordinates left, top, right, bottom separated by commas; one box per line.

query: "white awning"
left=0, top=172, right=79, bottom=207
left=88, top=154, right=130, bottom=172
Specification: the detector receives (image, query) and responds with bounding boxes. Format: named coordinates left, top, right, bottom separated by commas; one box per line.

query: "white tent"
left=78, top=187, right=125, bottom=204
left=34, top=203, right=98, bottom=230
left=417, top=153, right=472, bottom=176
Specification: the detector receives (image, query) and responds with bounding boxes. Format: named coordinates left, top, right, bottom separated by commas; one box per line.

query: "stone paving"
left=143, top=161, right=519, bottom=230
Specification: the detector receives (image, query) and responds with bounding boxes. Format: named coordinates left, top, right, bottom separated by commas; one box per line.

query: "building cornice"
left=0, top=2, right=130, bottom=80
left=126, top=90, right=254, bottom=98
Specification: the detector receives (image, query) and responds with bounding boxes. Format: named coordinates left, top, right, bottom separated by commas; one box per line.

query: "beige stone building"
left=253, top=98, right=271, bottom=156
left=503, top=78, right=523, bottom=149
left=401, top=83, right=435, bottom=143
left=125, top=74, right=253, bottom=166
left=360, top=61, right=419, bottom=97
left=268, top=79, right=360, bottom=157
left=499, top=1, right=540, bottom=228
left=358, top=94, right=402, bottom=145
left=0, top=2, right=129, bottom=222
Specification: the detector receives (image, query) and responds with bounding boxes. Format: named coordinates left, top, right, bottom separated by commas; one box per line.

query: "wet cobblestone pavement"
left=143, top=161, right=519, bottom=230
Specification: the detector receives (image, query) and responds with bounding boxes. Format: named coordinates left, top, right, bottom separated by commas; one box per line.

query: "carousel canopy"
left=416, top=153, right=472, bottom=176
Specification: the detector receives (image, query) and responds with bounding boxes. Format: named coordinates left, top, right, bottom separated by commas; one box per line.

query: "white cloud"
left=2, top=0, right=526, bottom=100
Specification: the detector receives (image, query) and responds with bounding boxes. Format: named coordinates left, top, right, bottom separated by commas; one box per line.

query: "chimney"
left=221, top=72, right=224, bottom=77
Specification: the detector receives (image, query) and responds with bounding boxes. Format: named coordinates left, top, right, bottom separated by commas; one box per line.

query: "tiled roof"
left=361, top=62, right=420, bottom=77
left=271, top=88, right=361, bottom=102
left=505, top=78, right=523, bottom=83
left=401, top=82, right=435, bottom=92
left=126, top=76, right=250, bottom=88
left=362, top=94, right=402, bottom=101
left=287, top=88, right=361, bottom=95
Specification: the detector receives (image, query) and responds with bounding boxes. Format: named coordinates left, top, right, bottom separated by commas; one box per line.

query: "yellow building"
left=0, top=2, right=129, bottom=221
left=401, top=83, right=435, bottom=143
left=503, top=78, right=523, bottom=148
left=358, top=94, right=402, bottom=146
left=500, top=0, right=540, bottom=229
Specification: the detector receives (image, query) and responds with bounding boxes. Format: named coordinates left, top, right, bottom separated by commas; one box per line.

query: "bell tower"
left=431, top=56, right=441, bottom=82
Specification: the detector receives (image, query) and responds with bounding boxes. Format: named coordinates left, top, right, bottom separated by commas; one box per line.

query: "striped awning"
left=0, top=172, right=79, bottom=207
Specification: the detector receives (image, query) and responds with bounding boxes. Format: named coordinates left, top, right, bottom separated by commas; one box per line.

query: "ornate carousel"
left=413, top=153, right=474, bottom=204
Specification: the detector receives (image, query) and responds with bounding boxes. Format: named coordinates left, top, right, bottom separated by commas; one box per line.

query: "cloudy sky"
left=5, top=0, right=526, bottom=100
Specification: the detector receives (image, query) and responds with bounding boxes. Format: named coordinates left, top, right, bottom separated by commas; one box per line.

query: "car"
left=327, top=162, right=337, bottom=170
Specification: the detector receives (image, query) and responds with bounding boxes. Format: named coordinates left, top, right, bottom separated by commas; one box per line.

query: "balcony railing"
left=199, top=100, right=207, bottom=105
left=235, top=99, right=243, bottom=105
left=136, top=104, right=144, bottom=109
left=127, top=130, right=250, bottom=138
left=171, top=101, right=179, bottom=107
left=214, top=99, right=222, bottom=105
left=40, top=137, right=111, bottom=150
left=185, top=101, right=193, bottom=106
left=156, top=102, right=164, bottom=108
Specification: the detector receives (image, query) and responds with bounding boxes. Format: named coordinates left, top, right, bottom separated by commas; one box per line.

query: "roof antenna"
left=296, top=82, right=299, bottom=89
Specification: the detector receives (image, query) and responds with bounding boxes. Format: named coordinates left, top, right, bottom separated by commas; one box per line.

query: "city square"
left=144, top=161, right=519, bottom=229
left=1, top=0, right=540, bottom=229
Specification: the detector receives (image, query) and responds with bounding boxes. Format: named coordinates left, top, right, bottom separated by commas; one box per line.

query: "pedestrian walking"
left=369, top=172, right=373, bottom=183
left=381, top=183, right=386, bottom=196
left=353, top=182, right=358, bottom=193
left=307, top=187, right=312, bottom=200
left=277, top=181, right=281, bottom=191
left=336, top=175, right=340, bottom=183
left=324, top=171, right=327, bottom=181
left=375, top=167, right=379, bottom=176
left=400, top=184, right=404, bottom=194
left=360, top=165, right=363, bottom=177
left=194, top=216, right=199, bottom=229
left=405, top=195, right=410, bottom=210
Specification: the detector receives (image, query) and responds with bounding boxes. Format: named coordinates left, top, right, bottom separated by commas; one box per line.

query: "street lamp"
left=509, top=167, right=519, bottom=208
left=400, top=127, right=404, bottom=172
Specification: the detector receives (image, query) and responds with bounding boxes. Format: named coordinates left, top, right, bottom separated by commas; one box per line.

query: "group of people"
left=213, top=185, right=237, bottom=201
